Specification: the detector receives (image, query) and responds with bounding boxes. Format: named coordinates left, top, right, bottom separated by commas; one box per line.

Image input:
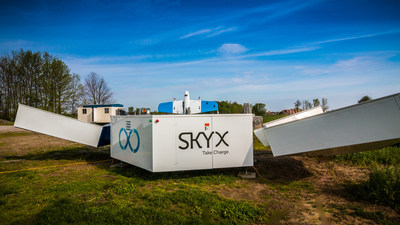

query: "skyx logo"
left=178, top=131, right=229, bottom=150
left=119, top=128, right=140, bottom=153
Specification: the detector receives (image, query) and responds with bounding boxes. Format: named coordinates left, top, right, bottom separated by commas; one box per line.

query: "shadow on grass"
left=11, top=198, right=201, bottom=225
left=4, top=146, right=110, bottom=162
left=109, top=163, right=244, bottom=183
left=111, top=152, right=313, bottom=185
left=253, top=153, right=312, bottom=183
left=3, top=144, right=242, bottom=182
left=3, top=145, right=311, bottom=183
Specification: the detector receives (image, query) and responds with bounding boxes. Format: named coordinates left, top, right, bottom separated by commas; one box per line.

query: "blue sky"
left=1, top=0, right=399, bottom=111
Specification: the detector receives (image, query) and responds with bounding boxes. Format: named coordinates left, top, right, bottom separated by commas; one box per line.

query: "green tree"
left=252, top=103, right=267, bottom=116
left=358, top=95, right=372, bottom=103
left=294, top=100, right=301, bottom=112
left=321, top=98, right=329, bottom=111
left=313, top=98, right=320, bottom=107
left=0, top=49, right=85, bottom=120
left=128, top=106, right=135, bottom=115
left=302, top=100, right=312, bottom=110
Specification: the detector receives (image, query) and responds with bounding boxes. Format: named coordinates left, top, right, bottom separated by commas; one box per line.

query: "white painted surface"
left=189, top=100, right=201, bottom=114
left=110, top=116, right=153, bottom=171
left=254, top=106, right=324, bottom=146
left=212, top=115, right=253, bottom=169
left=172, top=100, right=184, bottom=114
left=153, top=116, right=213, bottom=171
left=110, top=114, right=253, bottom=172
left=263, top=93, right=400, bottom=156
left=14, top=104, right=103, bottom=147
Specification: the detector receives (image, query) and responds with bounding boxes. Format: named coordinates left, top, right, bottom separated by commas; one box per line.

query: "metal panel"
left=158, top=102, right=174, bottom=113
left=212, top=115, right=253, bottom=168
left=265, top=93, right=400, bottom=156
left=14, top=103, right=103, bottom=147
left=264, top=106, right=323, bottom=128
left=110, top=116, right=153, bottom=171
left=201, top=101, right=219, bottom=113
left=189, top=100, right=202, bottom=114
left=110, top=114, right=254, bottom=172
left=254, top=106, right=323, bottom=147
left=153, top=116, right=213, bottom=172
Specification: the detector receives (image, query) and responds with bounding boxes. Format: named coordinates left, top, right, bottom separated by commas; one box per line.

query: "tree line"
left=0, top=49, right=114, bottom=121
left=294, top=98, right=329, bottom=112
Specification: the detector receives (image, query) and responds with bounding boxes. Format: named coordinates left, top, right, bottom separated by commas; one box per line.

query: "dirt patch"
left=0, top=129, right=83, bottom=158
left=216, top=180, right=273, bottom=203
left=0, top=126, right=26, bottom=133
left=213, top=152, right=400, bottom=224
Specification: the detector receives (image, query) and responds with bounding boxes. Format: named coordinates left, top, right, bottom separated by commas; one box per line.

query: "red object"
left=155, top=119, right=159, bottom=123
left=205, top=123, right=209, bottom=126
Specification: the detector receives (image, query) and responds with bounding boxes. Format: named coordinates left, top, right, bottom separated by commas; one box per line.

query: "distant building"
left=243, top=103, right=252, bottom=114
left=141, top=108, right=151, bottom=115
left=280, top=108, right=301, bottom=115
left=267, top=111, right=279, bottom=115
left=78, top=104, right=124, bottom=123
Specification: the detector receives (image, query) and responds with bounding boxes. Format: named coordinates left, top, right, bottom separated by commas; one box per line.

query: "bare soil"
left=0, top=126, right=82, bottom=158
left=219, top=152, right=400, bottom=224
left=0, top=126, right=22, bottom=133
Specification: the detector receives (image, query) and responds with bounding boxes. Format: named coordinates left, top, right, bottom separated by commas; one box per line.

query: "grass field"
left=1, top=127, right=400, bottom=224
left=0, top=119, right=13, bottom=126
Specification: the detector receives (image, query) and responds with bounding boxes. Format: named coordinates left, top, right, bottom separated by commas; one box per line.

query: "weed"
left=0, top=132, right=31, bottom=138
left=349, top=205, right=400, bottom=225
left=350, top=166, right=400, bottom=210
left=333, top=146, right=400, bottom=166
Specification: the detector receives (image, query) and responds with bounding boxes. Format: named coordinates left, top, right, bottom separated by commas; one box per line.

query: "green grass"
left=270, top=180, right=314, bottom=192
left=0, top=132, right=31, bottom=138
left=0, top=146, right=276, bottom=225
left=349, top=206, right=399, bottom=225
left=0, top=119, right=13, bottom=126
left=262, top=114, right=287, bottom=123
left=333, top=146, right=400, bottom=167
left=253, top=114, right=287, bottom=151
left=347, top=166, right=400, bottom=211
left=253, top=135, right=269, bottom=151
left=334, top=146, right=400, bottom=211
left=329, top=203, right=400, bottom=225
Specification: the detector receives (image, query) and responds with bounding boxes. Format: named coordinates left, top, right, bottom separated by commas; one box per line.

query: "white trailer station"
left=110, top=114, right=253, bottom=172
left=14, top=104, right=253, bottom=172
left=14, top=92, right=400, bottom=173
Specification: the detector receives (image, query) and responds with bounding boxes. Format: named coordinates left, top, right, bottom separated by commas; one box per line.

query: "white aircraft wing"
left=14, top=104, right=109, bottom=147
left=189, top=100, right=201, bottom=114
left=158, top=100, right=184, bottom=114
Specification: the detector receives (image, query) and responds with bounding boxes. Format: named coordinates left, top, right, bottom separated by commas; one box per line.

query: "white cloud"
left=207, top=27, right=238, bottom=37
left=218, top=43, right=248, bottom=55
left=314, top=30, right=400, bottom=45
left=180, top=27, right=238, bottom=39
left=243, top=46, right=319, bottom=58
left=179, top=29, right=212, bottom=39
left=64, top=51, right=400, bottom=112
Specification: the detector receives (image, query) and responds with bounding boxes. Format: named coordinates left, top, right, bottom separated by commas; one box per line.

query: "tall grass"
left=333, top=146, right=400, bottom=166
left=352, top=166, right=400, bottom=210
left=336, top=146, right=400, bottom=210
